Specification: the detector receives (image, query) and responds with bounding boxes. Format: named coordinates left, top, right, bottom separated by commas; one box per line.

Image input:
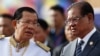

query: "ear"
left=45, top=27, right=50, bottom=35
left=12, top=20, right=17, bottom=29
left=87, top=13, right=94, bottom=23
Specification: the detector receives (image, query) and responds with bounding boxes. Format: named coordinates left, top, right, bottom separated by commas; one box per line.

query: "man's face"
left=34, top=26, right=46, bottom=42
left=65, top=8, right=90, bottom=37
left=65, top=25, right=76, bottom=41
left=0, top=17, right=14, bottom=36
left=52, top=10, right=64, bottom=27
left=14, top=11, right=38, bottom=41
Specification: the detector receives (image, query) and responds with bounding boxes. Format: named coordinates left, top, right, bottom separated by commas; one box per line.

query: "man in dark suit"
left=50, top=5, right=67, bottom=48
left=60, top=1, right=100, bottom=56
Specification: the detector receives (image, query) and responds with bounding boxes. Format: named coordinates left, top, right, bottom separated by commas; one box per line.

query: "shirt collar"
left=78, top=27, right=96, bottom=44
left=10, top=35, right=29, bottom=48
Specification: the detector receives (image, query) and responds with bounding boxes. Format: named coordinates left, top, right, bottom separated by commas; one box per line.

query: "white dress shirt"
left=77, top=27, right=96, bottom=51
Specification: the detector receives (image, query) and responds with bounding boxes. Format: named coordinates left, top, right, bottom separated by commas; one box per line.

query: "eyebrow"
left=69, top=16, right=82, bottom=19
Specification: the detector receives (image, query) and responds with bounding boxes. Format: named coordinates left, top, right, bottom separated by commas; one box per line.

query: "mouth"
left=70, top=27, right=76, bottom=32
left=25, top=31, right=33, bottom=36
left=71, top=29, right=76, bottom=32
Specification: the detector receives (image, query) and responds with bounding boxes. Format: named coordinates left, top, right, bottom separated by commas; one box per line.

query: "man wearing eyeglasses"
left=60, top=1, right=100, bottom=56
left=0, top=7, right=51, bottom=56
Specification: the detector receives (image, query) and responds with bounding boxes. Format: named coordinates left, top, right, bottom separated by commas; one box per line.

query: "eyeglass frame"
left=65, top=16, right=84, bottom=25
left=17, top=20, right=39, bottom=26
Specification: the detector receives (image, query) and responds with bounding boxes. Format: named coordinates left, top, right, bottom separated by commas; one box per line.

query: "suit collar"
left=81, top=31, right=100, bottom=56
left=77, top=27, right=96, bottom=50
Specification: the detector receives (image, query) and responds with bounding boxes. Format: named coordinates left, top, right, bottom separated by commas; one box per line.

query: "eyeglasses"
left=65, top=16, right=83, bottom=25
left=17, top=20, right=39, bottom=26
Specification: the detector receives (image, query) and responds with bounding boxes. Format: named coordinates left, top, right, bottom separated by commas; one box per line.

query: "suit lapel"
left=81, top=31, right=100, bottom=56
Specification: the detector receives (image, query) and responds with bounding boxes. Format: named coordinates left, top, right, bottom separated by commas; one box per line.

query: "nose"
left=68, top=21, right=76, bottom=27
left=69, top=21, right=73, bottom=25
left=27, top=23, right=35, bottom=30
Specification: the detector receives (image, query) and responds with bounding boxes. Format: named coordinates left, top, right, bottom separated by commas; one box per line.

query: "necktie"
left=75, top=40, right=84, bottom=56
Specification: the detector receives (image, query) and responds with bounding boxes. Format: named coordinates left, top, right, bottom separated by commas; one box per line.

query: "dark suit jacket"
left=61, top=31, right=100, bottom=56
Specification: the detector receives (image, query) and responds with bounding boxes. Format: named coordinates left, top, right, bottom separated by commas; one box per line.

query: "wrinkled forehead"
left=67, top=8, right=81, bottom=19
left=21, top=11, right=38, bottom=21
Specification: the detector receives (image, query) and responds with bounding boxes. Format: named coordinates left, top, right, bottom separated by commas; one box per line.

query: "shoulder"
left=60, top=42, right=72, bottom=56
left=63, top=42, right=72, bottom=52
left=29, top=40, right=51, bottom=56
left=30, top=39, right=50, bottom=51
left=61, top=39, right=77, bottom=55
left=93, top=31, right=100, bottom=44
left=90, top=31, right=100, bottom=43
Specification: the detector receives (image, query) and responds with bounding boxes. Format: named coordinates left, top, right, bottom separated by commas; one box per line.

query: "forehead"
left=67, top=8, right=81, bottom=18
left=52, top=10, right=61, bottom=15
left=0, top=17, right=12, bottom=24
left=21, top=11, right=37, bottom=20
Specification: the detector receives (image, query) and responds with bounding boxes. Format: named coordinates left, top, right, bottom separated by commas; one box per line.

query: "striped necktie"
left=75, top=40, right=84, bottom=56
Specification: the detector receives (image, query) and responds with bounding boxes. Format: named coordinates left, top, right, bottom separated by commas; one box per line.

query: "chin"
left=24, top=39, right=30, bottom=42
left=71, top=33, right=78, bottom=36
left=24, top=37, right=32, bottom=40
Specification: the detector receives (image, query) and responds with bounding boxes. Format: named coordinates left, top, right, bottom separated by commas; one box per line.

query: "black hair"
left=50, top=5, right=65, bottom=15
left=67, top=1, right=94, bottom=18
left=0, top=14, right=13, bottom=20
left=38, top=19, right=49, bottom=30
left=13, top=7, right=37, bottom=20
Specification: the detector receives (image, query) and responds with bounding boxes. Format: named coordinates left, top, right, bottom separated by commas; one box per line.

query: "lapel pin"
left=89, top=41, right=93, bottom=46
